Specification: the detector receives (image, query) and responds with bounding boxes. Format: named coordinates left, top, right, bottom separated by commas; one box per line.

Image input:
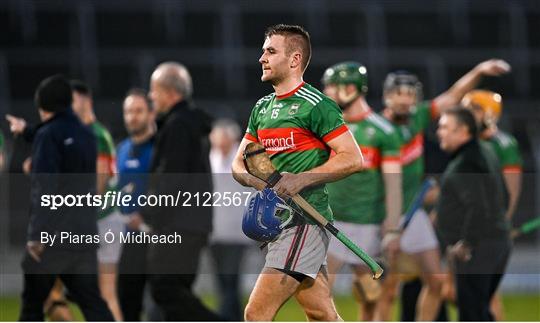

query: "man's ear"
left=290, top=51, right=302, bottom=69
left=164, top=86, right=183, bottom=103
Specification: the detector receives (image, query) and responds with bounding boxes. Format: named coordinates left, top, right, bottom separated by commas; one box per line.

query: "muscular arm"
left=274, top=131, right=363, bottom=196
left=381, top=161, right=403, bottom=231
left=433, top=59, right=511, bottom=114
left=231, top=137, right=269, bottom=191
left=503, top=170, right=522, bottom=220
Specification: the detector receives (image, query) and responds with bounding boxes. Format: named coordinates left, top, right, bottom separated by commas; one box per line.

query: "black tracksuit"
left=142, top=100, right=219, bottom=321
left=436, top=139, right=511, bottom=321
left=19, top=110, right=113, bottom=321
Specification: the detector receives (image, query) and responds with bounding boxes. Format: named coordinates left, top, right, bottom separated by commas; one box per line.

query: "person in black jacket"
left=19, top=75, right=114, bottom=321
left=144, top=62, right=219, bottom=321
left=435, top=107, right=511, bottom=321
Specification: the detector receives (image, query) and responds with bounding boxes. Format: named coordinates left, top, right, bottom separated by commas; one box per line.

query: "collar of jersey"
left=276, top=81, right=305, bottom=100
left=347, top=108, right=372, bottom=123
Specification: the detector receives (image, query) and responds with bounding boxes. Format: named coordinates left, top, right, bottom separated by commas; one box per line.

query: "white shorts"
left=328, top=221, right=381, bottom=266
left=265, top=224, right=329, bottom=280
left=97, top=211, right=124, bottom=264
left=400, top=209, right=439, bottom=254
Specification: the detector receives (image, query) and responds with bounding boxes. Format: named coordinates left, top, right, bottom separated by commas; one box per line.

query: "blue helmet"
left=242, top=188, right=294, bottom=242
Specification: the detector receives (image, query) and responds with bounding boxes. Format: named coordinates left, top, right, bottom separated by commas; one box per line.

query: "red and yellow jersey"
left=245, top=82, right=347, bottom=222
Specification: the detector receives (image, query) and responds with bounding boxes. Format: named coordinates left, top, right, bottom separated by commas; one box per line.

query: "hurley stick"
left=511, top=217, right=540, bottom=239
left=243, top=142, right=384, bottom=279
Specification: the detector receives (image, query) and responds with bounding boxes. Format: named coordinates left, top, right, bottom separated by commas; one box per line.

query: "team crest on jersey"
left=365, top=127, right=376, bottom=139
left=400, top=126, right=412, bottom=141
left=289, top=103, right=300, bottom=115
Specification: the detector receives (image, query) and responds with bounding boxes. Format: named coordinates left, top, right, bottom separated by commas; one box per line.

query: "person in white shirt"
left=209, top=118, right=254, bottom=321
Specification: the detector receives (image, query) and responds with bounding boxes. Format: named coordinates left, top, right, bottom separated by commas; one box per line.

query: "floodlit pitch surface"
left=1, top=294, right=539, bottom=321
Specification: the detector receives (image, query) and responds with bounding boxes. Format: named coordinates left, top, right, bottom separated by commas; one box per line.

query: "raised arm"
left=433, top=59, right=511, bottom=114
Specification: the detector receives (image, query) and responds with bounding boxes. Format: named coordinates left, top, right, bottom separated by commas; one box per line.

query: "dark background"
left=0, top=0, right=538, bottom=246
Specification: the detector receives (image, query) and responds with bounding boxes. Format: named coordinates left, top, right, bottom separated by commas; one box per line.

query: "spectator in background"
left=115, top=88, right=161, bottom=321
left=459, top=90, right=522, bottom=321
left=209, top=119, right=254, bottom=321
left=7, top=80, right=124, bottom=321
left=436, top=107, right=511, bottom=321
left=19, top=74, right=113, bottom=321
left=144, top=62, right=220, bottom=320
left=461, top=90, right=522, bottom=221
left=6, top=109, right=77, bottom=321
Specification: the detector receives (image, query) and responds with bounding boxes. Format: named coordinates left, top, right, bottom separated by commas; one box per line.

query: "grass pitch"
left=1, top=293, right=539, bottom=321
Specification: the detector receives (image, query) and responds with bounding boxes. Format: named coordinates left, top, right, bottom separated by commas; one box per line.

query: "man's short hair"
left=444, top=106, right=478, bottom=137
left=152, top=62, right=193, bottom=99
left=70, top=79, right=92, bottom=97
left=265, top=24, right=311, bottom=72
left=34, top=74, right=72, bottom=113
left=125, top=87, right=152, bottom=110
left=212, top=118, right=241, bottom=141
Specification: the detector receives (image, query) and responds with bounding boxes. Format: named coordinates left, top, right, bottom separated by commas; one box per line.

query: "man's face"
left=71, top=91, right=87, bottom=117
left=384, top=87, right=417, bottom=119
left=209, top=127, right=235, bottom=153
left=149, top=80, right=174, bottom=114
left=323, top=84, right=338, bottom=101
left=323, top=84, right=357, bottom=108
left=259, top=35, right=292, bottom=84
left=123, top=95, right=153, bottom=136
left=437, top=114, right=464, bottom=153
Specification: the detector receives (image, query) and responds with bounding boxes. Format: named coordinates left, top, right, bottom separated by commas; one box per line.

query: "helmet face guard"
left=322, top=61, right=368, bottom=95
left=242, top=188, right=294, bottom=242
left=383, top=70, right=423, bottom=101
left=382, top=70, right=423, bottom=122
